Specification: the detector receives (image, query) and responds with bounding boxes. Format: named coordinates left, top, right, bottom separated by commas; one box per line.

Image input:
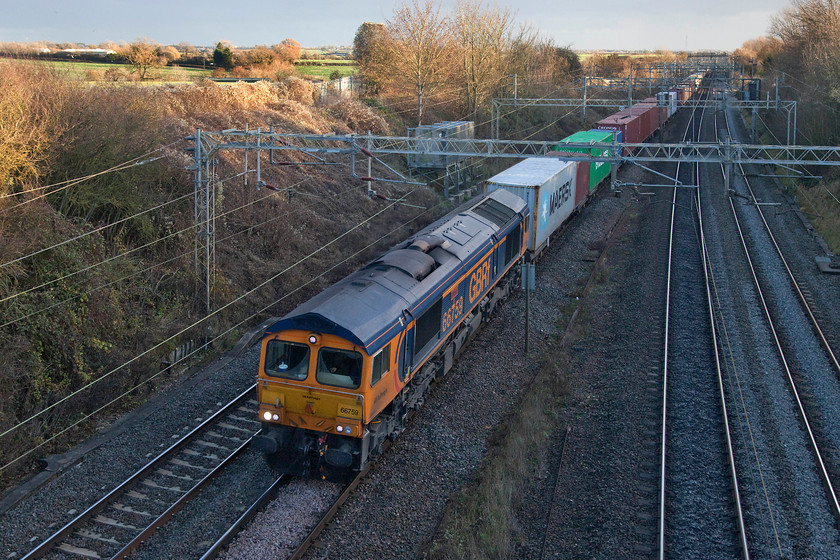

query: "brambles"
left=0, top=64, right=450, bottom=490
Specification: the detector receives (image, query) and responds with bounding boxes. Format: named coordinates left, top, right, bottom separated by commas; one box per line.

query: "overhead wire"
left=1, top=58, right=677, bottom=466
left=0, top=191, right=193, bottom=271
left=0, top=140, right=182, bottom=214
left=0, top=252, right=188, bottom=331
left=0, top=176, right=370, bottom=330
left=0, top=188, right=418, bottom=445
left=0, top=176, right=311, bottom=306
left=1, top=190, right=444, bottom=472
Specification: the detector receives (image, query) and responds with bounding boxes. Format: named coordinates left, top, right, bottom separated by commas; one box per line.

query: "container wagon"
left=485, top=158, right=583, bottom=256
left=554, top=129, right=616, bottom=193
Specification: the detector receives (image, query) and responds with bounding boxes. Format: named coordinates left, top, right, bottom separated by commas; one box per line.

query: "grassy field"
left=21, top=58, right=356, bottom=82
left=295, top=63, right=357, bottom=80
left=27, top=58, right=212, bottom=81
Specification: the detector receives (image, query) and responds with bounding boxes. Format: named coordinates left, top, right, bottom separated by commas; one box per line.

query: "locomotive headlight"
left=344, top=426, right=351, bottom=435
left=308, top=335, right=318, bottom=344
left=272, top=413, right=279, bottom=421
left=336, top=425, right=343, bottom=432
left=263, top=411, right=272, bottom=421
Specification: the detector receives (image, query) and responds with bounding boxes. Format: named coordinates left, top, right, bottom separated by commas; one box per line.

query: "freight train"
left=252, top=73, right=706, bottom=479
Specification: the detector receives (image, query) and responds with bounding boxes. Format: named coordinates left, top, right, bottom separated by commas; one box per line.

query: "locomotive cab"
left=253, top=330, right=381, bottom=480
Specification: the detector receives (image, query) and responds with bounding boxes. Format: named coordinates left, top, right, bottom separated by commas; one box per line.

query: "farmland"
left=14, top=57, right=357, bottom=83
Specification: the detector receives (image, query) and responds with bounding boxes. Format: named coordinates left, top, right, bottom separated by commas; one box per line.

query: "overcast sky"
left=1, top=0, right=792, bottom=51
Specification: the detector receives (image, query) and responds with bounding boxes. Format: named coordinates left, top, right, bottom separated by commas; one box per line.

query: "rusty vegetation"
left=0, top=59, right=437, bottom=488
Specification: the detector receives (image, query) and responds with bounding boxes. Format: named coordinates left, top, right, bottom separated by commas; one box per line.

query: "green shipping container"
left=554, top=130, right=615, bottom=191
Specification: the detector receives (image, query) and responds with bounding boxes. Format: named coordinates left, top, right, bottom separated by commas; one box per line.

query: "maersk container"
left=555, top=130, right=615, bottom=191
left=486, top=158, right=579, bottom=255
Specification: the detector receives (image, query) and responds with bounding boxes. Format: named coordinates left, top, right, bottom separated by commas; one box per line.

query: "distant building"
left=59, top=48, right=117, bottom=56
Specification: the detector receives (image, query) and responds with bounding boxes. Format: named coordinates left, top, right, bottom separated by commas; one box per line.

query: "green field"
left=25, top=59, right=211, bottom=81
left=295, top=64, right=357, bottom=80
left=22, top=58, right=355, bottom=83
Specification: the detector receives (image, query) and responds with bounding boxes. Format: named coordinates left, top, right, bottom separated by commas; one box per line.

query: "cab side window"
left=504, top=223, right=521, bottom=265
left=370, top=345, right=391, bottom=387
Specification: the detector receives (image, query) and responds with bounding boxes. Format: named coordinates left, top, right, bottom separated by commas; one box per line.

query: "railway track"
left=21, top=387, right=261, bottom=560
left=718, top=106, right=840, bottom=550
left=198, top=473, right=288, bottom=559
left=658, top=85, right=747, bottom=559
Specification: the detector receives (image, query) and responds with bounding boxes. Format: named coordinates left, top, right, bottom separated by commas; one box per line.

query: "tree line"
left=353, top=0, right=582, bottom=126
left=0, top=38, right=305, bottom=81
left=734, top=0, right=840, bottom=145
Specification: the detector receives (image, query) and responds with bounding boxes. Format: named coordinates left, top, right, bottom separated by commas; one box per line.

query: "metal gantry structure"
left=491, top=97, right=797, bottom=142
left=183, top=51, right=805, bottom=314
left=491, top=58, right=797, bottom=142
left=189, top=127, right=840, bottom=313
left=190, top=129, right=217, bottom=317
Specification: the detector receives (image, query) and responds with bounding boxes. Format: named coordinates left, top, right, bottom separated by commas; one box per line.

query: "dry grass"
left=0, top=67, right=424, bottom=489
left=793, top=178, right=840, bottom=253
left=0, top=60, right=72, bottom=198
left=324, top=99, right=389, bottom=134
left=428, top=316, right=574, bottom=560
left=165, top=79, right=309, bottom=114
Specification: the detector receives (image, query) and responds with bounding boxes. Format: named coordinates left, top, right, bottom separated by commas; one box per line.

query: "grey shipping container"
left=486, top=158, right=578, bottom=255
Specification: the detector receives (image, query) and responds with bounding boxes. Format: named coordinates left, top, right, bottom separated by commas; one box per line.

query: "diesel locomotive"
left=252, top=189, right=529, bottom=479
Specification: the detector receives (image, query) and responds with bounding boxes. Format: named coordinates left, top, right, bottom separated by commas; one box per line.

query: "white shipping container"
left=486, top=158, right=578, bottom=255
left=658, top=91, right=678, bottom=118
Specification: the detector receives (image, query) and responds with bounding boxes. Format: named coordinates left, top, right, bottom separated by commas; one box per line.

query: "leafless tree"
left=732, top=36, right=783, bottom=71
left=768, top=0, right=840, bottom=143
left=353, top=22, right=392, bottom=95
left=386, top=0, right=454, bottom=125
left=273, top=39, right=302, bottom=64
left=772, top=0, right=840, bottom=78
left=451, top=0, right=514, bottom=119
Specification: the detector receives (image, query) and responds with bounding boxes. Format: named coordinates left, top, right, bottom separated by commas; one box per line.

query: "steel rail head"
left=20, top=385, right=256, bottom=560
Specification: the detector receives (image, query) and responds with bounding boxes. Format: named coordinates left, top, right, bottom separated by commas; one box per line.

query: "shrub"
left=325, top=99, right=389, bottom=134
left=103, top=67, right=128, bottom=82
left=278, top=76, right=317, bottom=105
left=0, top=60, right=71, bottom=199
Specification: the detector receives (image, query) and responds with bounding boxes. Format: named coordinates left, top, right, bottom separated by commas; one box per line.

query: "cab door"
left=398, top=312, right=415, bottom=382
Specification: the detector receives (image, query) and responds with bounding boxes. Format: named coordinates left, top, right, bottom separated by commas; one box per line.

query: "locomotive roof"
left=265, top=189, right=527, bottom=354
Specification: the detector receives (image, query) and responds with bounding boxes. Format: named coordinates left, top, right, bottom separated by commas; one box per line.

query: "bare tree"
left=248, top=45, right=276, bottom=66
left=273, top=39, right=302, bottom=64
left=120, top=38, right=166, bottom=80
left=451, top=0, right=514, bottom=119
left=386, top=0, right=454, bottom=125
left=761, top=1, right=840, bottom=144
left=772, top=0, right=840, bottom=79
left=732, top=36, right=783, bottom=71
